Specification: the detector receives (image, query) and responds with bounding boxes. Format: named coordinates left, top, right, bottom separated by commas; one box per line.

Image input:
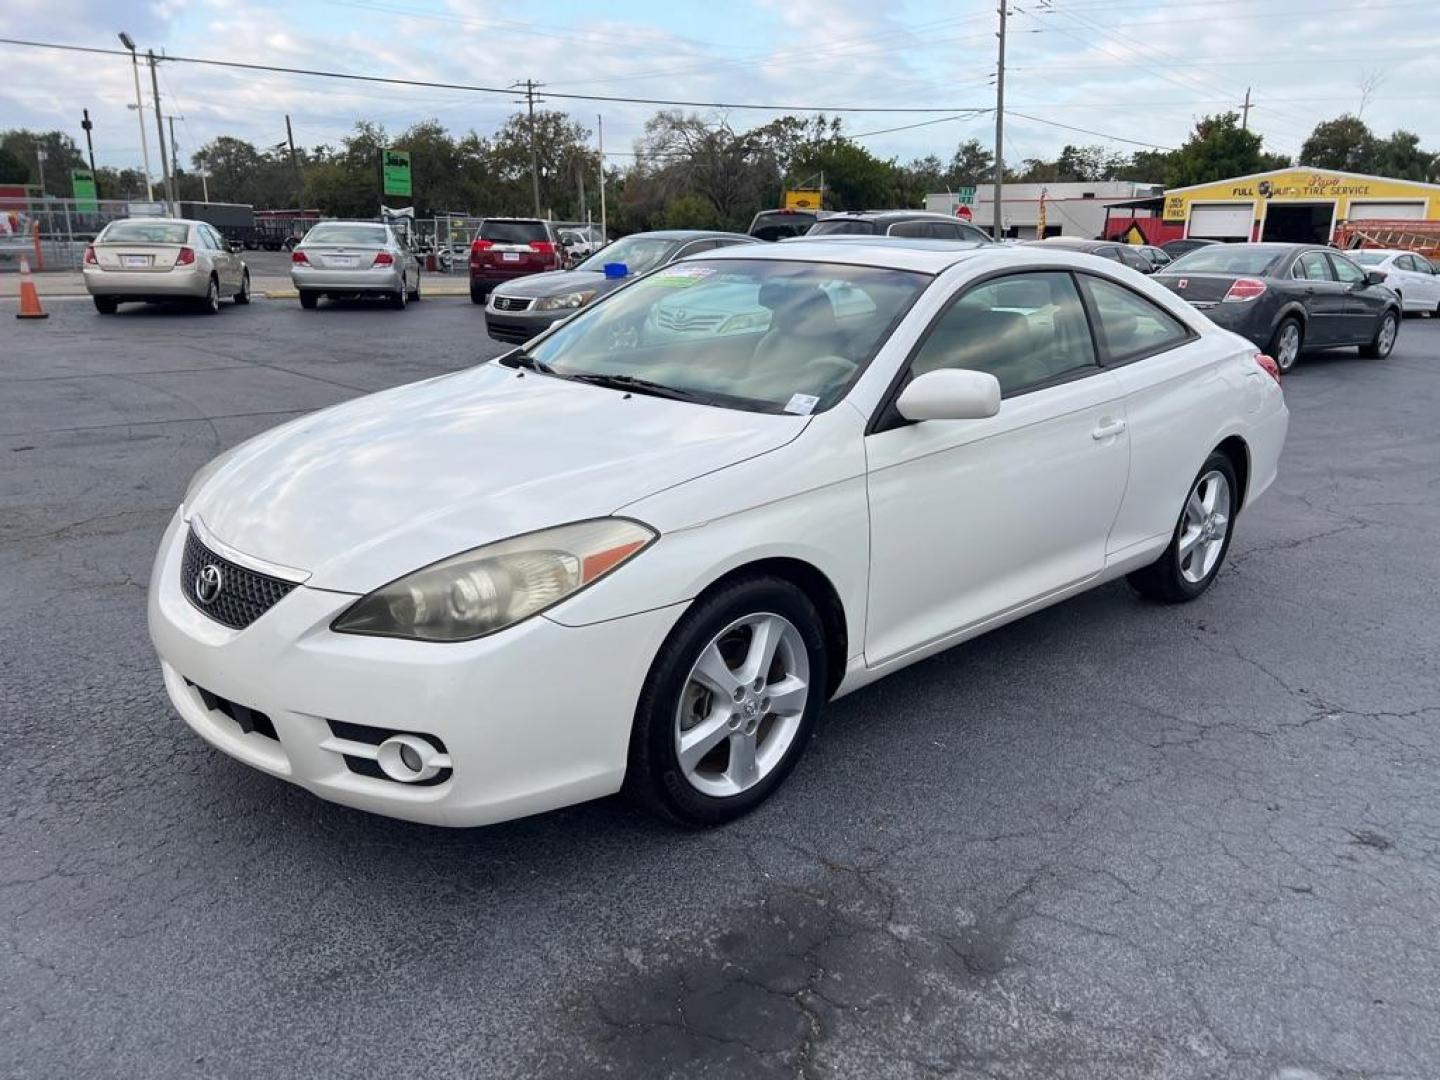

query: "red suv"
left=469, top=218, right=562, bottom=302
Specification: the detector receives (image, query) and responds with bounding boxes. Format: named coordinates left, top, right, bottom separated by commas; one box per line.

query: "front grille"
left=180, top=528, right=298, bottom=630
left=186, top=679, right=279, bottom=741
left=491, top=294, right=533, bottom=312
left=326, top=719, right=452, bottom=787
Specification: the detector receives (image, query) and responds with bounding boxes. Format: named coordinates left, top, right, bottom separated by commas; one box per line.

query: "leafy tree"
left=1164, top=112, right=1284, bottom=187
left=946, top=139, right=994, bottom=187
left=0, top=145, right=27, bottom=184
left=657, top=193, right=723, bottom=230
left=488, top=110, right=599, bottom=219
left=1369, top=130, right=1434, bottom=182
left=0, top=130, right=86, bottom=194
left=1300, top=114, right=1376, bottom=171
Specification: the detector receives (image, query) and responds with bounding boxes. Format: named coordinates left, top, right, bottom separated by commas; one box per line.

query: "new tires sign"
left=382, top=149, right=412, bottom=197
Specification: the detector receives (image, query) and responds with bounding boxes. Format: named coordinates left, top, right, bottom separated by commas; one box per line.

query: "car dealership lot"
left=3, top=299, right=1439, bottom=1078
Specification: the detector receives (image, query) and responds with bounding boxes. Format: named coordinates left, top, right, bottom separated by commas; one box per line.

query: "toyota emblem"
left=194, top=563, right=224, bottom=605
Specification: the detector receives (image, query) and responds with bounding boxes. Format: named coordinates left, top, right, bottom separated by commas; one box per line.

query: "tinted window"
left=1080, top=276, right=1191, bottom=363
left=1093, top=246, right=1122, bottom=262
left=1117, top=247, right=1149, bottom=271
left=749, top=211, right=815, bottom=241
left=925, top=222, right=960, bottom=240
left=809, top=219, right=877, bottom=236
left=910, top=271, right=1096, bottom=395
left=1349, top=251, right=1389, bottom=266
left=101, top=221, right=191, bottom=245
left=1329, top=254, right=1364, bottom=283
left=1164, top=247, right=1284, bottom=275
left=1294, top=252, right=1333, bottom=281
left=481, top=220, right=549, bottom=244
left=956, top=222, right=991, bottom=244
left=305, top=224, right=387, bottom=246
left=887, top=221, right=929, bottom=238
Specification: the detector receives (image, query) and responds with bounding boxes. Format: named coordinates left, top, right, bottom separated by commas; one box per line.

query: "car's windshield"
left=101, top=221, right=190, bottom=245
left=482, top=220, right=548, bottom=244
left=1349, top=251, right=1390, bottom=266
left=808, top=219, right=877, bottom=236
left=524, top=259, right=929, bottom=413
left=1165, top=247, right=1283, bottom=275
left=575, top=236, right=680, bottom=275
left=305, top=224, right=387, bottom=246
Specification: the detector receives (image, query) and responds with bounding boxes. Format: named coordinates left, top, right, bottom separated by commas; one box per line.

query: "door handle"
left=1091, top=418, right=1127, bottom=440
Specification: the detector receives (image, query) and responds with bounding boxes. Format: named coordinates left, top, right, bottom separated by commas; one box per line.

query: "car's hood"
left=493, top=269, right=620, bottom=299
left=186, top=363, right=807, bottom=592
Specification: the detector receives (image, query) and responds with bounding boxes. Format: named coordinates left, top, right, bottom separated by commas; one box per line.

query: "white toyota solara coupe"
left=150, top=240, right=1288, bottom=827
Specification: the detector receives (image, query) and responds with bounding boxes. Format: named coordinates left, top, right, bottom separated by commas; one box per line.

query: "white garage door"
left=1348, top=201, right=1427, bottom=220
left=1189, top=204, right=1254, bottom=239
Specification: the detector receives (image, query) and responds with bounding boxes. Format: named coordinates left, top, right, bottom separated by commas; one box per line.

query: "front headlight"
left=331, top=518, right=656, bottom=642
left=534, top=289, right=597, bottom=311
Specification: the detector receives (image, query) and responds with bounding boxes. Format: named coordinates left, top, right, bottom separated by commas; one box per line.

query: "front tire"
left=298, top=290, right=318, bottom=310
left=93, top=296, right=118, bottom=315
left=624, top=575, right=828, bottom=827
left=1359, top=310, right=1398, bottom=358
left=233, top=270, right=251, bottom=305
left=1127, top=452, right=1238, bottom=603
left=1268, top=316, right=1302, bottom=373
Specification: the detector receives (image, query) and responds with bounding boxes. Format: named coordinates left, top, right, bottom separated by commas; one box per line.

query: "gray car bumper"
left=291, top=266, right=403, bottom=293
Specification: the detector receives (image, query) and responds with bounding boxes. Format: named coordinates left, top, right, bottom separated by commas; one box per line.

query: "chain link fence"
left=1, top=197, right=135, bottom=272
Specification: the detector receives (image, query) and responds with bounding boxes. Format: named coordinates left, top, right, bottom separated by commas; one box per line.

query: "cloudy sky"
left=2, top=0, right=1436, bottom=179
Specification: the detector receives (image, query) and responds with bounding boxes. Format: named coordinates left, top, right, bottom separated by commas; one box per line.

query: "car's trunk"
left=300, top=244, right=383, bottom=271
left=95, top=244, right=184, bottom=271
left=1155, top=273, right=1239, bottom=305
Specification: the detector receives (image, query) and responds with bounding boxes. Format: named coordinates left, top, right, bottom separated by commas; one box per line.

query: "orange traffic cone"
left=15, top=255, right=48, bottom=320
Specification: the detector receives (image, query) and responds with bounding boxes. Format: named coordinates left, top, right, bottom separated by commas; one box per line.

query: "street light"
left=118, top=31, right=154, bottom=202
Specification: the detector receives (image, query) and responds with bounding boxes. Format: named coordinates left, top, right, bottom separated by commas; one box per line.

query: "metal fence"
left=1, top=197, right=135, bottom=272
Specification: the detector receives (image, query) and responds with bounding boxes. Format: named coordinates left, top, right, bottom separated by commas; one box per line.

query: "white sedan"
left=1347, top=248, right=1440, bottom=317
left=149, top=242, right=1288, bottom=828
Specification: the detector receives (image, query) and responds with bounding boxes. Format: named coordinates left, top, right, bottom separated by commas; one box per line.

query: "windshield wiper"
left=498, top=349, right=553, bottom=374
left=565, top=372, right=709, bottom=403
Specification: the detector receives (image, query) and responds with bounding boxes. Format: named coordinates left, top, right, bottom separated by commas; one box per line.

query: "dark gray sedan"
left=1154, top=243, right=1401, bottom=372
left=483, top=229, right=759, bottom=343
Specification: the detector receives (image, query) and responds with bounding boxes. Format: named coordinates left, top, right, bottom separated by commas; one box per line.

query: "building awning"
left=1101, top=195, right=1165, bottom=212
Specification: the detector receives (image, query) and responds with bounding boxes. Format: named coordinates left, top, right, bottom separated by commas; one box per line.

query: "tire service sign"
left=382, top=150, right=412, bottom=198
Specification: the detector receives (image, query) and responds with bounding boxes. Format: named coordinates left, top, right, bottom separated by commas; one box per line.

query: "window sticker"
left=643, top=266, right=716, bottom=288
left=784, top=393, right=820, bottom=415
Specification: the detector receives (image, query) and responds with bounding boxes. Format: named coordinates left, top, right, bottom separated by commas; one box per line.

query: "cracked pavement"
left=2, top=298, right=1438, bottom=1079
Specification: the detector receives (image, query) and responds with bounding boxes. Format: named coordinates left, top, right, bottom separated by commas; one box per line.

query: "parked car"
left=1026, top=236, right=1155, bottom=274
left=469, top=218, right=564, bottom=302
left=555, top=223, right=606, bottom=265
left=1155, top=243, right=1401, bottom=372
left=1345, top=249, right=1440, bottom=317
left=1161, top=238, right=1220, bottom=259
left=806, top=210, right=994, bottom=244
left=290, top=221, right=421, bottom=310
left=84, top=217, right=250, bottom=315
left=154, top=241, right=1286, bottom=828
left=748, top=208, right=819, bottom=241
left=483, top=229, right=758, bottom=343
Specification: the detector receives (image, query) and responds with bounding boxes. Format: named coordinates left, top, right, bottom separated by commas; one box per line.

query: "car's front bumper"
left=148, top=510, right=684, bottom=827
left=483, top=306, right=567, bottom=343
left=83, top=265, right=209, bottom=298
left=291, top=266, right=403, bottom=293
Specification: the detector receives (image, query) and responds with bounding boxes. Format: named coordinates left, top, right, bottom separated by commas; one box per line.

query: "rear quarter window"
left=481, top=220, right=549, bottom=244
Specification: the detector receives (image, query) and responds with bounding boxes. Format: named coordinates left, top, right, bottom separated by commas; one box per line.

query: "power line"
left=1005, top=111, right=1175, bottom=150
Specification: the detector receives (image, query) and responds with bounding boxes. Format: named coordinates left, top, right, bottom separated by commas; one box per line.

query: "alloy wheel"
left=1275, top=322, right=1300, bottom=371
left=674, top=612, right=810, bottom=798
left=1178, top=470, right=1231, bottom=584
left=1376, top=314, right=1397, bottom=356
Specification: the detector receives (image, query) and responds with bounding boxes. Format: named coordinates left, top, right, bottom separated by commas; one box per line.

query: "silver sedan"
left=84, top=218, right=250, bottom=315
left=291, top=222, right=421, bottom=310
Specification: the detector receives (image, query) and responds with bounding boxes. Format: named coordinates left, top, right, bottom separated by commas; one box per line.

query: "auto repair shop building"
left=1162, top=167, right=1440, bottom=244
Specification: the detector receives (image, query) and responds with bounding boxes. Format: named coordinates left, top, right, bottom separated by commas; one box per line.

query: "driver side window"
left=909, top=272, right=1098, bottom=396
left=1330, top=254, right=1365, bottom=283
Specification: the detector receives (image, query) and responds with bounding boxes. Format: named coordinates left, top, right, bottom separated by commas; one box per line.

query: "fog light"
left=376, top=734, right=445, bottom=783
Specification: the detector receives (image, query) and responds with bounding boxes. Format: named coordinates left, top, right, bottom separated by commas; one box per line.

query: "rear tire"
left=93, top=296, right=118, bottom=315
left=1359, top=309, right=1398, bottom=359
left=623, top=575, right=828, bottom=827
left=199, top=276, right=221, bottom=315
left=233, top=270, right=251, bottom=305
left=1127, top=452, right=1238, bottom=604
left=1268, top=317, right=1302, bottom=373
left=391, top=277, right=408, bottom=310
left=299, top=290, right=318, bottom=310
left=409, top=270, right=421, bottom=301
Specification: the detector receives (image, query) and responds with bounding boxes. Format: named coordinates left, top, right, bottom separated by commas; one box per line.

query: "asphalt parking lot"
left=3, top=295, right=1439, bottom=1079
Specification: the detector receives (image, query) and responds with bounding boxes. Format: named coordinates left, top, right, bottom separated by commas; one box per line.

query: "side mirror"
left=895, top=369, right=1001, bottom=422
left=1364, top=269, right=1386, bottom=286
left=227, top=240, right=244, bottom=253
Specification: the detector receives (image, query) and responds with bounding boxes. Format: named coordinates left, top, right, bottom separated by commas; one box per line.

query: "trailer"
left=178, top=201, right=256, bottom=247
left=253, top=208, right=323, bottom=250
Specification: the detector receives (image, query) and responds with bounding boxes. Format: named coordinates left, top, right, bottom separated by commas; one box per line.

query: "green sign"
left=382, top=149, right=411, bottom=198
left=72, top=168, right=98, bottom=211
left=955, top=186, right=976, bottom=205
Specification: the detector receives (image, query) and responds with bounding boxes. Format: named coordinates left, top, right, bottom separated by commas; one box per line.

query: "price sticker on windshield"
left=784, top=393, right=820, bottom=415
left=645, top=266, right=715, bottom=288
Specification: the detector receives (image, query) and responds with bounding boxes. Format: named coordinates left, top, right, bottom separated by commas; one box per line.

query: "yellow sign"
left=784, top=189, right=822, bottom=211
left=1164, top=169, right=1437, bottom=223
left=1123, top=224, right=1146, bottom=245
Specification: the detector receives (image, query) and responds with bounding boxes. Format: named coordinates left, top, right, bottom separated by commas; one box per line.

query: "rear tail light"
left=1255, top=353, right=1282, bottom=386
left=530, top=241, right=556, bottom=255
left=291, top=250, right=309, bottom=265
left=471, top=239, right=494, bottom=252
left=83, top=245, right=97, bottom=266
left=1222, top=277, right=1266, bottom=302
left=372, top=251, right=394, bottom=266
left=176, top=247, right=196, bottom=267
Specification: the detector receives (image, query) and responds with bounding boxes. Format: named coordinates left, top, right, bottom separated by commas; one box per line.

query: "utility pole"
left=33, top=148, right=47, bottom=196
left=81, top=109, right=98, bottom=195
left=1240, top=87, right=1252, bottom=131
left=118, top=33, right=153, bottom=201
left=147, top=50, right=175, bottom=214
left=597, top=113, right=607, bottom=240
left=285, top=114, right=303, bottom=209
left=992, top=0, right=1007, bottom=241
left=168, top=114, right=183, bottom=198
left=514, top=79, right=544, bottom=217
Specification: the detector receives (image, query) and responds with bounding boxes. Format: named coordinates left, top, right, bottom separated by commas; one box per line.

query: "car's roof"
left=695, top=238, right=1086, bottom=273
left=109, top=217, right=202, bottom=226
left=819, top=210, right=960, bottom=222
left=1028, top=237, right=1112, bottom=250
left=630, top=229, right=757, bottom=241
